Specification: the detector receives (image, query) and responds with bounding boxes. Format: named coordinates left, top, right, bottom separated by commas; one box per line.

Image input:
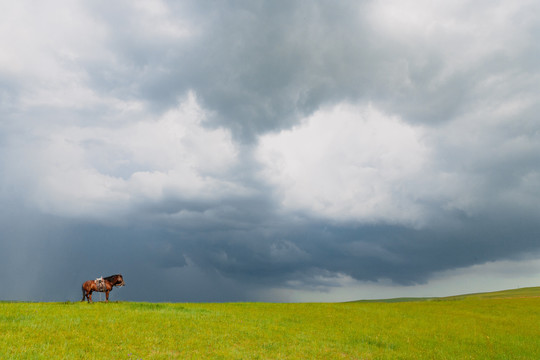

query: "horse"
left=81, top=274, right=125, bottom=303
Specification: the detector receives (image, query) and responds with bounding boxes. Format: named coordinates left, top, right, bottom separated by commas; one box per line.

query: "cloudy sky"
left=1, top=0, right=540, bottom=302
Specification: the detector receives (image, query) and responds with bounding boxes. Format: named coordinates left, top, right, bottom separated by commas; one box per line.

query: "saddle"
left=95, top=277, right=107, bottom=292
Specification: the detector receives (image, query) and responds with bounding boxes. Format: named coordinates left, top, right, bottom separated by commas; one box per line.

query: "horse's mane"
left=103, top=274, right=121, bottom=283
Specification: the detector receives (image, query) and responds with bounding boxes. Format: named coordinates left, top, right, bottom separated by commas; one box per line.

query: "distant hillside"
left=353, top=286, right=540, bottom=303
left=439, top=286, right=540, bottom=301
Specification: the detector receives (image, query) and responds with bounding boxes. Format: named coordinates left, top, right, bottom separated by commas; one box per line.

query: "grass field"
left=1, top=288, right=539, bottom=359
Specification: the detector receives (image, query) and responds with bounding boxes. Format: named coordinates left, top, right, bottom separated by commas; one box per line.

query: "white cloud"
left=367, top=0, right=538, bottom=73
left=256, top=102, right=430, bottom=226
left=0, top=1, right=110, bottom=107
left=0, top=0, right=192, bottom=111
left=12, top=93, right=242, bottom=221
left=129, top=0, right=192, bottom=39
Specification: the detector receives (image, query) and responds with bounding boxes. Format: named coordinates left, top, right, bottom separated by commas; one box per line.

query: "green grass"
left=1, top=288, right=540, bottom=359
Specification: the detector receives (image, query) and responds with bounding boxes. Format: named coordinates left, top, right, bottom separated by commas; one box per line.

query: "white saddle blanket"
left=95, top=277, right=107, bottom=292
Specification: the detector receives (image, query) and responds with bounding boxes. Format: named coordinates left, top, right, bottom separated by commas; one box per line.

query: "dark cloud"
left=85, top=1, right=540, bottom=140
left=1, top=0, right=540, bottom=301
left=2, top=202, right=538, bottom=302
left=82, top=1, right=382, bottom=141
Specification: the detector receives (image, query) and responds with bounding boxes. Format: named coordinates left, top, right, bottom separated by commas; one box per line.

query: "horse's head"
left=114, top=274, right=125, bottom=287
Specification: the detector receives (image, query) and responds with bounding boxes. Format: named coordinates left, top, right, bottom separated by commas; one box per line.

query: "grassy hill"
left=1, top=288, right=540, bottom=359
left=354, top=286, right=540, bottom=303
left=438, top=286, right=540, bottom=300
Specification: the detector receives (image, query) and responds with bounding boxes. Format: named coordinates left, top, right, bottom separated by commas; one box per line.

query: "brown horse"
left=81, top=274, right=125, bottom=303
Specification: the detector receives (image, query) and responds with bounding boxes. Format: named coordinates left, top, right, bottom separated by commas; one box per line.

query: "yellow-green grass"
left=1, top=288, right=540, bottom=359
left=355, top=285, right=540, bottom=303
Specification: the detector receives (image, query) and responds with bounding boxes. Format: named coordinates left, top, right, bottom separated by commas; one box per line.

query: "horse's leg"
left=106, top=290, right=110, bottom=302
left=88, top=291, right=93, bottom=303
left=81, top=287, right=86, bottom=302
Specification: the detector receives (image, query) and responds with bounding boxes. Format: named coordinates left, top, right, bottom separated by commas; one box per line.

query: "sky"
left=1, top=0, right=540, bottom=302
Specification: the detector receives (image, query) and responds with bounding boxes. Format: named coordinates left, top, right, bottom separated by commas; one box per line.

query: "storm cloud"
left=1, top=0, right=540, bottom=302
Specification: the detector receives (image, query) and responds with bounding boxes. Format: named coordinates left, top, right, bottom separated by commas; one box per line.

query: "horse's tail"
left=81, top=283, right=86, bottom=301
